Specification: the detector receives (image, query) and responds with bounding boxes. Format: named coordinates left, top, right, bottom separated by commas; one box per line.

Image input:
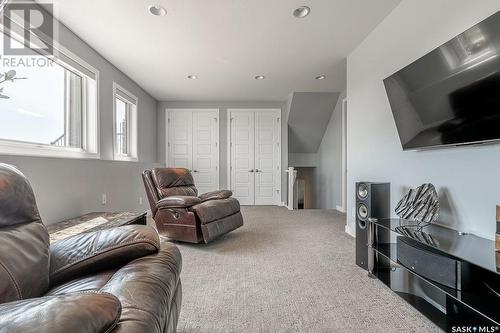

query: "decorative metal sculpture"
left=395, top=183, right=440, bottom=223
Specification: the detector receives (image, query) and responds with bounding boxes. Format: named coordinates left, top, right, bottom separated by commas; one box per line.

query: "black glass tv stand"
left=366, top=218, right=500, bottom=331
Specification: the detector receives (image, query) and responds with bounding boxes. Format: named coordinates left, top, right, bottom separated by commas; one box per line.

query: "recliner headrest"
left=0, top=163, right=41, bottom=227
left=152, top=168, right=195, bottom=189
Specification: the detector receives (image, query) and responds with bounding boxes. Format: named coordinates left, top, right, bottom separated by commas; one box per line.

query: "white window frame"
left=112, top=82, right=138, bottom=162
left=0, top=18, right=100, bottom=160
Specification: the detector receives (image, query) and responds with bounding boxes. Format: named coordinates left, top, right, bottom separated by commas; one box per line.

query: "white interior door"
left=167, top=109, right=220, bottom=193
left=229, top=111, right=255, bottom=205
left=228, top=109, right=281, bottom=206
left=168, top=111, right=192, bottom=169
left=192, top=110, right=219, bottom=194
left=254, top=110, right=281, bottom=205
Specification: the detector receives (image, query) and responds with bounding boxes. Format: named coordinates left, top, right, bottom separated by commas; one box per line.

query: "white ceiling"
left=47, top=0, right=400, bottom=101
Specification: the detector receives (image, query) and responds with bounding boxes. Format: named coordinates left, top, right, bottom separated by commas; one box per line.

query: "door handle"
left=255, top=169, right=261, bottom=173
left=249, top=169, right=254, bottom=173
left=193, top=170, right=199, bottom=173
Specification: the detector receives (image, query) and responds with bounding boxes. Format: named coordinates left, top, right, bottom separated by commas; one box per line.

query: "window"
left=113, top=83, right=138, bottom=161
left=0, top=32, right=99, bottom=159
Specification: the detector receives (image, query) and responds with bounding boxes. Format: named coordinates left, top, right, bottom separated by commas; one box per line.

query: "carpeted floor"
left=173, top=206, right=441, bottom=333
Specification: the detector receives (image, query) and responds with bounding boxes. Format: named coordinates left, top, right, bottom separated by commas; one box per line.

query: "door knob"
left=249, top=169, right=254, bottom=173
left=255, top=169, right=261, bottom=173
left=193, top=170, right=199, bottom=173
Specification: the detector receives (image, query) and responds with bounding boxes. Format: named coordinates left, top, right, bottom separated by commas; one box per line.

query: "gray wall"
left=346, top=0, right=500, bottom=239
left=1, top=8, right=159, bottom=224
left=157, top=101, right=288, bottom=203
left=287, top=92, right=340, bottom=153
left=289, top=153, right=318, bottom=167
left=316, top=91, right=345, bottom=210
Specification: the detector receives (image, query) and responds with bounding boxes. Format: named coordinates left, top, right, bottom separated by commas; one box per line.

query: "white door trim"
left=226, top=110, right=232, bottom=191
left=341, top=98, right=347, bottom=213
left=227, top=108, right=282, bottom=205
left=166, top=108, right=220, bottom=189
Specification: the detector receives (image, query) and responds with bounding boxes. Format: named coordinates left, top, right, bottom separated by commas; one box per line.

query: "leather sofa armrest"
left=49, top=225, right=160, bottom=286
left=156, top=195, right=201, bottom=209
left=0, top=292, right=121, bottom=333
left=199, top=190, right=233, bottom=202
left=100, top=239, right=182, bottom=332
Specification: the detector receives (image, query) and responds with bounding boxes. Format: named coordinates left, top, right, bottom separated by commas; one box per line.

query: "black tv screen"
left=384, top=11, right=500, bottom=150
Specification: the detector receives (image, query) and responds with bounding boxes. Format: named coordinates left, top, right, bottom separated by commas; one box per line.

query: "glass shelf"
left=370, top=226, right=500, bottom=325
left=373, top=252, right=448, bottom=330
left=371, top=242, right=459, bottom=297
left=370, top=218, right=499, bottom=275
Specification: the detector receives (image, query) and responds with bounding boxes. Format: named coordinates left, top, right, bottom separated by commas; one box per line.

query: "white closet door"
left=230, top=111, right=255, bottom=205
left=192, top=110, right=219, bottom=194
left=168, top=111, right=192, bottom=169
left=254, top=110, right=281, bottom=205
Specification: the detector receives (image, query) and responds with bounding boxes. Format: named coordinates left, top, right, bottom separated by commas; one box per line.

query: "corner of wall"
left=156, top=101, right=166, bottom=164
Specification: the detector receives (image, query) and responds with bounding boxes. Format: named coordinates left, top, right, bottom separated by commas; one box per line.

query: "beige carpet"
left=173, top=206, right=441, bottom=333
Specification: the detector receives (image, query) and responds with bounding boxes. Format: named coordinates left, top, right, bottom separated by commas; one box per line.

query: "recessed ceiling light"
left=293, top=6, right=311, bottom=18
left=187, top=75, right=198, bottom=80
left=254, top=75, right=265, bottom=80
left=315, top=75, right=326, bottom=80
left=148, top=5, right=167, bottom=17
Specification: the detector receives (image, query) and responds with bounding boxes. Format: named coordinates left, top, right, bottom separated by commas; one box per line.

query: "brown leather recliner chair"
left=0, top=163, right=182, bottom=333
left=143, top=168, right=243, bottom=243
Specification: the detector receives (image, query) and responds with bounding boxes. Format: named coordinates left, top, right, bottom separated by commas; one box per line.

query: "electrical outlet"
left=139, top=197, right=143, bottom=205
left=101, top=193, right=107, bottom=205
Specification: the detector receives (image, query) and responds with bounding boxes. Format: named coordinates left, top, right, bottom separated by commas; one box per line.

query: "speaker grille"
left=357, top=203, right=368, bottom=221
left=357, top=183, right=369, bottom=200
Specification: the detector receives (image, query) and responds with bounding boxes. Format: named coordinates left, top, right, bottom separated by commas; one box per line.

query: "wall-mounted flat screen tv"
left=384, top=11, right=500, bottom=150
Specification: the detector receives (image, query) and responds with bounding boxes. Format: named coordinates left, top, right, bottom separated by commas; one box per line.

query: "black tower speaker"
left=355, top=182, right=390, bottom=270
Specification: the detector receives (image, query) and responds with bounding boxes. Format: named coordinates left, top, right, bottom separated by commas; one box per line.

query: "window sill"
left=113, top=154, right=138, bottom=162
left=0, top=140, right=100, bottom=160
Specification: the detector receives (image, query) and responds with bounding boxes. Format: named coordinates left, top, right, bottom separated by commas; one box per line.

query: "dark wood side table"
left=47, top=212, right=147, bottom=243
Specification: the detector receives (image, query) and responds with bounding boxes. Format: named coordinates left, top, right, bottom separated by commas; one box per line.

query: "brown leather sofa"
left=0, top=163, right=182, bottom=333
left=143, top=168, right=243, bottom=243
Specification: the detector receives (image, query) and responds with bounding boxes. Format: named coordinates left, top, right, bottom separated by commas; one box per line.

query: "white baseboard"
left=345, top=224, right=355, bottom=237
left=335, top=205, right=346, bottom=213
left=279, top=201, right=286, bottom=207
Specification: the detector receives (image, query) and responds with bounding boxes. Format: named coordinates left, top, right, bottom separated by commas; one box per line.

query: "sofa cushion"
left=46, top=270, right=116, bottom=296
left=50, top=225, right=160, bottom=286
left=152, top=168, right=197, bottom=197
left=156, top=195, right=201, bottom=209
left=0, top=164, right=50, bottom=303
left=0, top=292, right=121, bottom=333
left=190, top=198, right=240, bottom=225
left=198, top=190, right=232, bottom=202
left=0, top=223, right=50, bottom=302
